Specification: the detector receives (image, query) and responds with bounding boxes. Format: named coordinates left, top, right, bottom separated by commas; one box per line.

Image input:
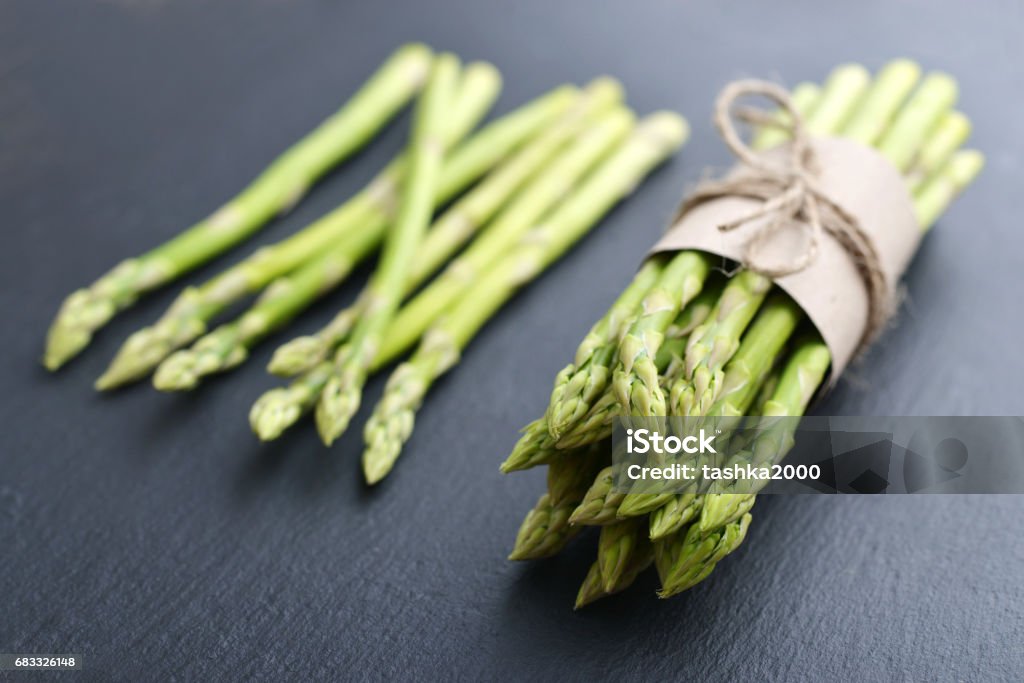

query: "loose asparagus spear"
left=267, top=79, right=621, bottom=377
left=361, top=113, right=689, bottom=483
left=314, top=54, right=460, bottom=445
left=251, top=91, right=630, bottom=440
left=374, top=94, right=631, bottom=363
left=96, top=60, right=503, bottom=390
left=159, top=81, right=615, bottom=389
left=96, top=60, right=504, bottom=390
left=44, top=43, right=434, bottom=370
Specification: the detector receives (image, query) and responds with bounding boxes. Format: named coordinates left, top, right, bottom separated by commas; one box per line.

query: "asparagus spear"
left=96, top=60, right=505, bottom=390
left=314, top=53, right=460, bottom=445
left=611, top=252, right=713, bottom=418
left=508, top=492, right=585, bottom=561
left=542, top=258, right=663, bottom=440
left=267, top=79, right=621, bottom=377
left=841, top=59, right=921, bottom=145
left=159, top=81, right=615, bottom=389
left=654, top=512, right=752, bottom=598
left=575, top=545, right=654, bottom=609
left=44, top=43, right=434, bottom=371
left=876, top=72, right=959, bottom=170
left=596, top=517, right=650, bottom=592
left=251, top=92, right=630, bottom=440
left=373, top=94, right=631, bottom=363
left=908, top=111, right=971, bottom=193
left=750, top=81, right=821, bottom=150
left=153, top=223, right=379, bottom=391
left=361, top=113, right=689, bottom=483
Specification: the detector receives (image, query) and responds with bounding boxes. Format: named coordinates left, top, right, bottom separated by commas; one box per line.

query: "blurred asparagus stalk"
left=156, top=82, right=602, bottom=391
left=44, top=43, right=434, bottom=371
left=96, top=62, right=514, bottom=389
left=361, top=113, right=689, bottom=484
left=267, top=79, right=622, bottom=378
left=250, top=84, right=629, bottom=440
left=314, top=53, right=461, bottom=445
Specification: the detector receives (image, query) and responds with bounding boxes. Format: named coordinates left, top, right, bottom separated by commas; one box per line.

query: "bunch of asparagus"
left=502, top=60, right=983, bottom=607
left=44, top=44, right=690, bottom=484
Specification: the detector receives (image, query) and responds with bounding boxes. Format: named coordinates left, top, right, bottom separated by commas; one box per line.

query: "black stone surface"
left=2, top=1, right=1022, bottom=680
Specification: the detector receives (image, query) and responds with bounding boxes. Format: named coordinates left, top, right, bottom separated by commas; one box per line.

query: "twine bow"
left=678, top=79, right=893, bottom=352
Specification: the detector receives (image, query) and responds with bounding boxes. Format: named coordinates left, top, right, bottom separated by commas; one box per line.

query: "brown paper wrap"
left=651, top=136, right=919, bottom=381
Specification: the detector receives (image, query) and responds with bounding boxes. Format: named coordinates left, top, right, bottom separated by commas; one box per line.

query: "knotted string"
left=676, top=79, right=893, bottom=352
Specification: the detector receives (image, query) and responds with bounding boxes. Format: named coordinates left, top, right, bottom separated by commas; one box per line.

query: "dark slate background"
left=2, top=1, right=1022, bottom=680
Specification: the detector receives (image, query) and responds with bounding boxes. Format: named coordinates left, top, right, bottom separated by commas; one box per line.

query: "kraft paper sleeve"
left=651, top=137, right=920, bottom=381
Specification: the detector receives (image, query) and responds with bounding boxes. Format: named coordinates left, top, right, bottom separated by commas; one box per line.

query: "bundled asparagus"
left=503, top=60, right=983, bottom=607
left=44, top=43, right=434, bottom=370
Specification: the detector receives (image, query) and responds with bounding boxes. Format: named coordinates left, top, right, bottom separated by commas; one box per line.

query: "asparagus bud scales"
left=315, top=54, right=460, bottom=446
left=43, top=43, right=433, bottom=371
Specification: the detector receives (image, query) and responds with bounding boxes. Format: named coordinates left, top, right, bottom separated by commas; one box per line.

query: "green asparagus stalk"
left=43, top=44, right=435, bottom=371
left=567, top=466, right=623, bottom=526
left=508, top=492, right=585, bottom=561
left=611, top=252, right=713, bottom=418
left=250, top=362, right=334, bottom=441
left=876, top=72, right=959, bottom=170
left=750, top=81, right=821, bottom=150
left=913, top=150, right=984, bottom=228
left=908, top=111, right=971, bottom=193
left=96, top=60, right=504, bottom=390
left=362, top=113, right=689, bottom=483
left=267, top=79, right=621, bottom=377
left=654, top=512, right=752, bottom=598
left=595, top=517, right=650, bottom=592
left=314, top=53, right=460, bottom=446
left=153, top=224, right=380, bottom=391
left=251, top=92, right=630, bottom=440
left=498, top=418, right=561, bottom=473
left=373, top=93, right=630, bottom=364
left=160, top=81, right=615, bottom=389
left=841, top=59, right=921, bottom=145
left=575, top=544, right=655, bottom=609
left=543, top=258, right=664, bottom=440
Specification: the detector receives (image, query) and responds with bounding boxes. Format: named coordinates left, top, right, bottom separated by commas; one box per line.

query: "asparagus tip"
left=267, top=336, right=327, bottom=376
